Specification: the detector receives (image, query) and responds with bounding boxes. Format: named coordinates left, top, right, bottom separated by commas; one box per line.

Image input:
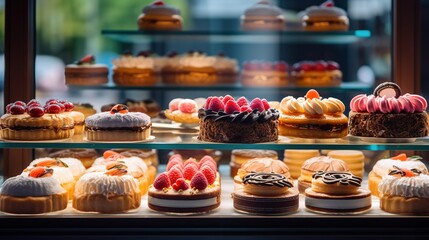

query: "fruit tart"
left=164, top=98, right=200, bottom=125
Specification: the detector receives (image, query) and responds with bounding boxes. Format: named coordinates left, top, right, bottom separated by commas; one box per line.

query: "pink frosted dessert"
left=348, top=82, right=428, bottom=138
left=164, top=98, right=201, bottom=124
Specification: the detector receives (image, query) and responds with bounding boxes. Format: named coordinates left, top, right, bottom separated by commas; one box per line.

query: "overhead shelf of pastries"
left=101, top=30, right=371, bottom=44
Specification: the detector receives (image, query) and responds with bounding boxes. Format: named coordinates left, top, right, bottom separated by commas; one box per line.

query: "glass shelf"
left=68, top=81, right=372, bottom=93
left=1, top=133, right=429, bottom=151
left=101, top=29, right=371, bottom=44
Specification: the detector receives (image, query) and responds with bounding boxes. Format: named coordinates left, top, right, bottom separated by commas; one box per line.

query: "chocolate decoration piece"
left=243, top=172, right=293, bottom=188
left=199, top=108, right=279, bottom=124
left=373, top=82, right=402, bottom=98
left=388, top=165, right=422, bottom=177
left=312, top=171, right=362, bottom=187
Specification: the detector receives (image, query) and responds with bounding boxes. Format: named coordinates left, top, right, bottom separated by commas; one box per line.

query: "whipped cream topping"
left=179, top=52, right=216, bottom=68
left=112, top=55, right=154, bottom=69
left=379, top=174, right=429, bottom=198
left=1, top=175, right=65, bottom=197
left=372, top=159, right=428, bottom=177
left=280, top=96, right=345, bottom=116
left=74, top=172, right=139, bottom=196
left=350, top=93, right=428, bottom=113
left=85, top=112, right=151, bottom=128
left=244, top=0, right=283, bottom=17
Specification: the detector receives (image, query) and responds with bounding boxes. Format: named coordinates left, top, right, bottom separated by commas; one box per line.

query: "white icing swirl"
left=322, top=97, right=346, bottom=114
left=379, top=174, right=429, bottom=198
left=179, top=52, right=216, bottom=68
left=304, top=98, right=327, bottom=115
left=74, top=172, right=140, bottom=196
left=280, top=95, right=345, bottom=116
left=112, top=55, right=154, bottom=69
left=85, top=112, right=151, bottom=128
left=372, top=159, right=429, bottom=177
left=1, top=175, right=65, bottom=197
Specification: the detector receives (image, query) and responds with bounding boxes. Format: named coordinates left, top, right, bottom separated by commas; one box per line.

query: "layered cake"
left=300, top=0, right=349, bottom=31
left=230, top=149, right=278, bottom=177
left=1, top=99, right=74, bottom=140
left=327, top=150, right=365, bottom=178
left=112, top=51, right=160, bottom=86
left=298, top=156, right=349, bottom=193
left=349, top=82, right=429, bottom=138
left=84, top=104, right=152, bottom=141
left=198, top=95, right=279, bottom=143
left=368, top=153, right=428, bottom=197
left=279, top=89, right=348, bottom=138
left=137, top=0, right=182, bottom=31
left=64, top=54, right=108, bottom=85
left=283, top=150, right=320, bottom=179
left=164, top=98, right=200, bottom=124
left=0, top=167, right=68, bottom=214
left=241, top=0, right=285, bottom=31
left=379, top=167, right=429, bottom=214
left=148, top=155, right=221, bottom=214
left=73, top=165, right=141, bottom=213
left=240, top=60, right=289, bottom=87
left=291, top=60, right=342, bottom=87
left=305, top=171, right=372, bottom=213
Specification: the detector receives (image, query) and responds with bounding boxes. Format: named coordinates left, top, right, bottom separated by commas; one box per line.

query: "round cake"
left=198, top=95, right=279, bottom=143
left=240, top=61, right=289, bottom=87
left=0, top=167, right=68, bottom=214
left=349, top=82, right=429, bottom=138
left=291, top=60, right=342, bottom=87
left=112, top=52, right=160, bottom=86
left=137, top=0, right=182, bottom=31
left=64, top=55, right=108, bottom=85
left=305, top=171, right=371, bottom=213
left=300, top=0, right=349, bottom=31
left=84, top=104, right=151, bottom=141
left=279, top=89, right=348, bottom=138
left=241, top=0, right=285, bottom=31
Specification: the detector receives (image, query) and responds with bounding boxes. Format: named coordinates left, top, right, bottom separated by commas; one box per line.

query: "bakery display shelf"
left=67, top=81, right=372, bottom=92
left=1, top=134, right=429, bottom=151
left=101, top=29, right=371, bottom=44
left=1, top=165, right=428, bottom=235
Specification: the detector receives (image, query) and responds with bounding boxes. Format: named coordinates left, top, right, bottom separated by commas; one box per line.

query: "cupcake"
left=137, top=0, right=182, bottom=31
left=241, top=0, right=285, bottom=31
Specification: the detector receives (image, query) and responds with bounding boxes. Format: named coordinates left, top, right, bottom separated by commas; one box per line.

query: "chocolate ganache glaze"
left=198, top=108, right=279, bottom=123
left=388, top=165, right=422, bottom=177
left=243, top=172, right=293, bottom=188
left=312, top=171, right=362, bottom=187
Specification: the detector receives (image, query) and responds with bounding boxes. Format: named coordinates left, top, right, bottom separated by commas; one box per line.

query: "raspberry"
left=314, top=60, right=327, bottom=71
left=190, top=171, right=208, bottom=190
left=222, top=95, right=235, bottom=105
left=240, top=105, right=252, bottom=112
left=14, top=101, right=26, bottom=107
left=63, top=102, right=74, bottom=112
left=183, top=164, right=198, bottom=180
left=168, top=166, right=183, bottom=184
left=200, top=165, right=216, bottom=185
left=45, top=99, right=58, bottom=105
left=200, top=161, right=217, bottom=172
left=28, top=106, right=44, bottom=117
left=169, top=154, right=183, bottom=163
left=199, top=155, right=216, bottom=168
left=300, top=62, right=313, bottom=71
left=169, top=98, right=184, bottom=112
left=205, top=97, right=213, bottom=110
left=261, top=99, right=270, bottom=111
left=6, top=103, right=14, bottom=113
left=236, top=97, right=248, bottom=107
left=249, top=98, right=265, bottom=112
left=27, top=99, right=40, bottom=107
left=153, top=172, right=170, bottom=190
left=172, top=178, right=189, bottom=191
left=224, top=100, right=240, bottom=114
left=326, top=61, right=339, bottom=70
left=208, top=97, right=224, bottom=112
left=47, top=104, right=61, bottom=114
left=322, top=0, right=334, bottom=7
left=178, top=99, right=198, bottom=113
left=10, top=105, right=25, bottom=115
left=184, top=158, right=198, bottom=168
left=166, top=159, right=183, bottom=171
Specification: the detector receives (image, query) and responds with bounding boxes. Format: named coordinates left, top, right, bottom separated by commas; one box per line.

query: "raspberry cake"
left=1, top=99, right=75, bottom=140
left=291, top=60, right=342, bottom=87
left=164, top=98, right=200, bottom=124
left=198, top=95, right=279, bottom=143
left=349, top=82, right=428, bottom=138
left=148, top=155, right=221, bottom=214
left=240, top=61, right=289, bottom=87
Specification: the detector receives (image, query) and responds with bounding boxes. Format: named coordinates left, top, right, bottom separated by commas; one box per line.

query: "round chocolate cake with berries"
left=198, top=95, right=279, bottom=143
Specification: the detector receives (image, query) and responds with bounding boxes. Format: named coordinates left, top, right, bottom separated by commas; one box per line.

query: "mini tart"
left=164, top=109, right=199, bottom=124
left=65, top=64, right=108, bottom=85
left=1, top=113, right=74, bottom=141
left=0, top=175, right=67, bottom=214
left=137, top=1, right=183, bottom=31
left=230, top=150, right=278, bottom=177
left=49, top=149, right=98, bottom=169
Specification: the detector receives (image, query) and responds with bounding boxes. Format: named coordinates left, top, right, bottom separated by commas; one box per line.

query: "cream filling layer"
left=148, top=196, right=218, bottom=208
left=305, top=196, right=371, bottom=210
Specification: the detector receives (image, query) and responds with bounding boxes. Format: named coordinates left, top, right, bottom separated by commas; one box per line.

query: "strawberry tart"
left=198, top=95, right=279, bottom=143
left=291, top=60, right=342, bottom=87
left=84, top=104, right=152, bottom=141
left=0, top=167, right=68, bottom=214
left=148, top=155, right=221, bottom=214
left=164, top=98, right=200, bottom=124
left=1, top=99, right=74, bottom=140
left=240, top=60, right=289, bottom=87
left=349, top=82, right=429, bottom=138
left=65, top=54, right=108, bottom=85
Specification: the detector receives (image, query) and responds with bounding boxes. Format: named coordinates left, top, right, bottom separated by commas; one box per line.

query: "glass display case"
left=1, top=0, right=429, bottom=238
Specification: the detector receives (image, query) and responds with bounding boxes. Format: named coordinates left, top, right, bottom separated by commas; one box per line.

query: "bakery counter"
left=1, top=132, right=429, bottom=151
left=101, top=29, right=371, bottom=44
